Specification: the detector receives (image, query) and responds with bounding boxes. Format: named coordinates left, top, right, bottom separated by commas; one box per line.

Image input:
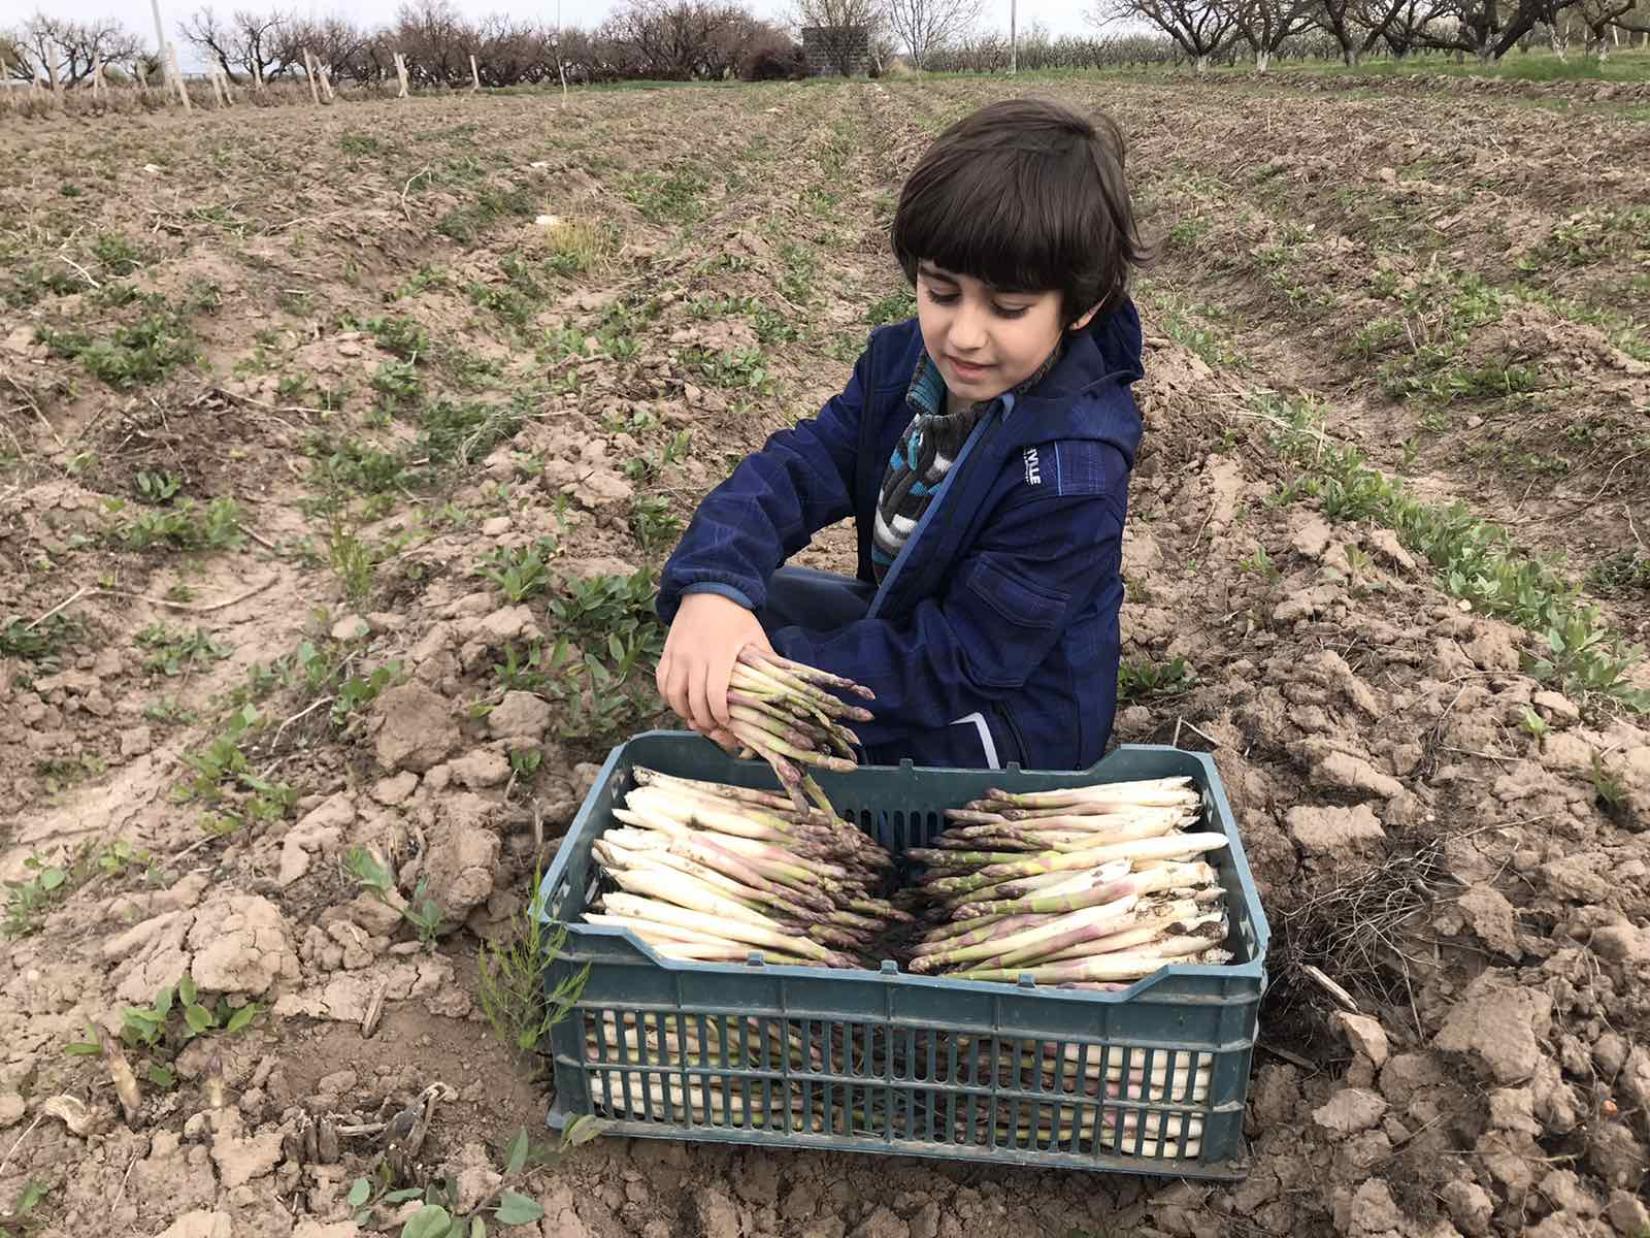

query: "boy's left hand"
left=656, top=591, right=773, bottom=752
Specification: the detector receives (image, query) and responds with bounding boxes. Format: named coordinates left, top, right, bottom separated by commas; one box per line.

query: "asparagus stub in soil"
left=585, top=766, right=903, bottom=970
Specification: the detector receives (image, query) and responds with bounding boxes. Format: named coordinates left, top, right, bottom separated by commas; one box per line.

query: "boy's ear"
left=1067, top=304, right=1102, bottom=333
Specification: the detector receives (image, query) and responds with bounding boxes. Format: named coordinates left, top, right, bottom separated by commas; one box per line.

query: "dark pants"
left=756, top=566, right=874, bottom=636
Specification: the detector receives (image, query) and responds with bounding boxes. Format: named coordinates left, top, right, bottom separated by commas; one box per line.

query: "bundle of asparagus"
left=723, top=647, right=874, bottom=813
left=906, top=776, right=1235, bottom=986
left=585, top=767, right=906, bottom=969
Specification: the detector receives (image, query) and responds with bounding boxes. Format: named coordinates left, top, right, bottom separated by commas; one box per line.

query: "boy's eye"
left=924, top=287, right=959, bottom=305
left=994, top=304, right=1030, bottom=319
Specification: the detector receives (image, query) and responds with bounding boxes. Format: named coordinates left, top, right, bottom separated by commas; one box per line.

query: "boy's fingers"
left=708, top=649, right=736, bottom=731
left=661, top=661, right=691, bottom=727
left=686, top=663, right=715, bottom=735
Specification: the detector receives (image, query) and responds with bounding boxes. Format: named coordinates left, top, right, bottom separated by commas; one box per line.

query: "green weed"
left=435, top=184, right=539, bottom=243
left=629, top=496, right=681, bottom=556
left=1117, top=655, right=1197, bottom=704
left=106, top=496, right=245, bottom=551
left=622, top=166, right=709, bottom=224
left=133, top=469, right=183, bottom=504
left=478, top=539, right=558, bottom=603
left=135, top=624, right=232, bottom=676
left=476, top=868, right=589, bottom=1059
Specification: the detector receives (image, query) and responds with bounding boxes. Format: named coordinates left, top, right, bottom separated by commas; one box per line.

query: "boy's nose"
left=949, top=304, right=988, bottom=351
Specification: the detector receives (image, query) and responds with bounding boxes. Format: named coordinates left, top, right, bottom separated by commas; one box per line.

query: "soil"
left=2, top=74, right=1648, bottom=1238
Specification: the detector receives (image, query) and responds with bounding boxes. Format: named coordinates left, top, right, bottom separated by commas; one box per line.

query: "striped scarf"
left=871, top=343, right=1063, bottom=583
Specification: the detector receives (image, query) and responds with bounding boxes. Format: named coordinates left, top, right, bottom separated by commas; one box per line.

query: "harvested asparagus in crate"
left=908, top=776, right=1234, bottom=984
left=586, top=767, right=904, bottom=969
left=724, top=647, right=875, bottom=812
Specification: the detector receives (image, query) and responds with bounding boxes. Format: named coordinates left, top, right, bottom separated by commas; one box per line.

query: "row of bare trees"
left=1085, top=0, right=1650, bottom=69
left=5, top=0, right=1645, bottom=94
left=0, top=0, right=809, bottom=91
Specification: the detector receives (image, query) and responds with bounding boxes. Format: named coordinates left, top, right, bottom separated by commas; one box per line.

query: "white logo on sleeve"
left=1023, top=447, right=1042, bottom=486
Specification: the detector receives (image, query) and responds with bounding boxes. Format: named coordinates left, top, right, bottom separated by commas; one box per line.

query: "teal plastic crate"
left=539, top=731, right=1270, bottom=1178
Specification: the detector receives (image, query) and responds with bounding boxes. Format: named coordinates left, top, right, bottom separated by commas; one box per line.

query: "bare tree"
left=1418, top=0, right=1579, bottom=59
left=1218, top=0, right=1317, bottom=68
left=1089, top=0, right=1235, bottom=70
left=794, top=0, right=885, bottom=74
left=178, top=7, right=237, bottom=77
left=1569, top=0, right=1645, bottom=54
left=1312, top=0, right=1434, bottom=63
left=885, top=0, right=983, bottom=67
left=7, top=14, right=141, bottom=86
left=232, top=9, right=292, bottom=82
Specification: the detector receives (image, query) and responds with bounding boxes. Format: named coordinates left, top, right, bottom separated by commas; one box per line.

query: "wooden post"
left=209, top=67, right=228, bottom=106
left=222, top=68, right=235, bottom=103
left=168, top=43, right=192, bottom=111
left=91, top=57, right=105, bottom=99
left=317, top=62, right=335, bottom=101
left=394, top=52, right=409, bottom=98
left=301, top=49, right=321, bottom=105
left=469, top=53, right=481, bottom=91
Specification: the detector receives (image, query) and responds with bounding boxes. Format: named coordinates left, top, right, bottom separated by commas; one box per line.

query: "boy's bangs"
left=897, top=165, right=1082, bottom=296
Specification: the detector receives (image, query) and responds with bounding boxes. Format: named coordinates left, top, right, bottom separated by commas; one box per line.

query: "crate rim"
left=537, top=729, right=1272, bottom=1003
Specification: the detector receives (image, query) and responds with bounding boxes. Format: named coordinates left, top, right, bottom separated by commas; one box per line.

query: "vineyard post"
left=168, top=43, right=192, bottom=110
left=318, top=61, right=335, bottom=100
left=1009, top=0, right=1017, bottom=74
left=470, top=53, right=481, bottom=91
left=302, top=48, right=321, bottom=105
left=395, top=52, right=410, bottom=98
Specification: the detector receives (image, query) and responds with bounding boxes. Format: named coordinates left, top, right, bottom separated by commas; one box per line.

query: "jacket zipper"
left=991, top=701, right=1030, bottom=770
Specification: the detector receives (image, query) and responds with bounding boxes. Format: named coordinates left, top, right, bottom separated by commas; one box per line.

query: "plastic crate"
left=539, top=731, right=1270, bottom=1178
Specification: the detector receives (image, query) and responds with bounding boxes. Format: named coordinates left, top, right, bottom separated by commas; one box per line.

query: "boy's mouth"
left=944, top=355, right=993, bottom=380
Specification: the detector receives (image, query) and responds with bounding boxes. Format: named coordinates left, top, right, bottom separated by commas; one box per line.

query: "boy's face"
left=915, top=262, right=1097, bottom=407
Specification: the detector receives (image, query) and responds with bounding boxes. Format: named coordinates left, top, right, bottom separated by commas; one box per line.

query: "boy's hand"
left=657, top=592, right=772, bottom=751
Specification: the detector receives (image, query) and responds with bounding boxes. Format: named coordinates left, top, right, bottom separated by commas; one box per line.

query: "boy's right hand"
left=657, top=592, right=772, bottom=751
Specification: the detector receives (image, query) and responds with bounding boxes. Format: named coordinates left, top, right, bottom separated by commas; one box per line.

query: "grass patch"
left=1259, top=392, right=1647, bottom=711
left=1587, top=551, right=1650, bottom=598
left=435, top=184, right=539, bottom=243
left=622, top=166, right=710, bottom=225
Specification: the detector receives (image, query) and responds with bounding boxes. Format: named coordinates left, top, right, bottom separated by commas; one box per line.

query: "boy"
left=655, top=97, right=1148, bottom=771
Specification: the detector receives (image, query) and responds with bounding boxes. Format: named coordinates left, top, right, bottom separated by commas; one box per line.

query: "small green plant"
left=1587, top=551, right=1650, bottom=598
left=366, top=314, right=429, bottom=362
left=3, top=854, right=71, bottom=939
left=2, top=1179, right=50, bottom=1234
left=37, top=300, right=202, bottom=388
left=629, top=496, right=681, bottom=556
left=135, top=624, right=232, bottom=676
left=1518, top=706, right=1551, bottom=738
left=1590, top=753, right=1627, bottom=811
left=1239, top=544, right=1281, bottom=582
left=332, top=663, right=402, bottom=728
left=328, top=523, right=379, bottom=606
left=0, top=614, right=79, bottom=667
left=1117, top=655, right=1197, bottom=704
left=106, top=496, right=244, bottom=551
left=133, top=469, right=183, bottom=504
left=866, top=287, right=917, bottom=326
left=346, top=848, right=447, bottom=945
left=478, top=539, right=557, bottom=603
left=476, top=872, right=589, bottom=1058
left=176, top=705, right=297, bottom=832
left=345, top=1119, right=606, bottom=1236
left=371, top=359, right=422, bottom=406
left=68, top=973, right=262, bottom=1090
left=682, top=346, right=769, bottom=391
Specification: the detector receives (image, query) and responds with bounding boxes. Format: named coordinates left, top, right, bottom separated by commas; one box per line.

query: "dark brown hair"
left=890, top=97, right=1149, bottom=324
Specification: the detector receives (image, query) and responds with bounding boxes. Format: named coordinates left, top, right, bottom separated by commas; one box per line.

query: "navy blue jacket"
left=657, top=302, right=1145, bottom=771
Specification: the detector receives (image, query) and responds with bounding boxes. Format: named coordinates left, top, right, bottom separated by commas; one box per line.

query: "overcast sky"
left=34, top=0, right=1099, bottom=47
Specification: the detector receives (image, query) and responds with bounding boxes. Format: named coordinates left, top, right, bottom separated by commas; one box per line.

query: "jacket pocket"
left=966, top=557, right=1067, bottom=630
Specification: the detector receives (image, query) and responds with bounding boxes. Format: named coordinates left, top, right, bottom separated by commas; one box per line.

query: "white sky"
left=32, top=0, right=1099, bottom=47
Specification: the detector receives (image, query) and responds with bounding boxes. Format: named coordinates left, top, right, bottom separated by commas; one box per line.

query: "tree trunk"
left=1193, top=51, right=1210, bottom=72
left=1256, top=48, right=1271, bottom=71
